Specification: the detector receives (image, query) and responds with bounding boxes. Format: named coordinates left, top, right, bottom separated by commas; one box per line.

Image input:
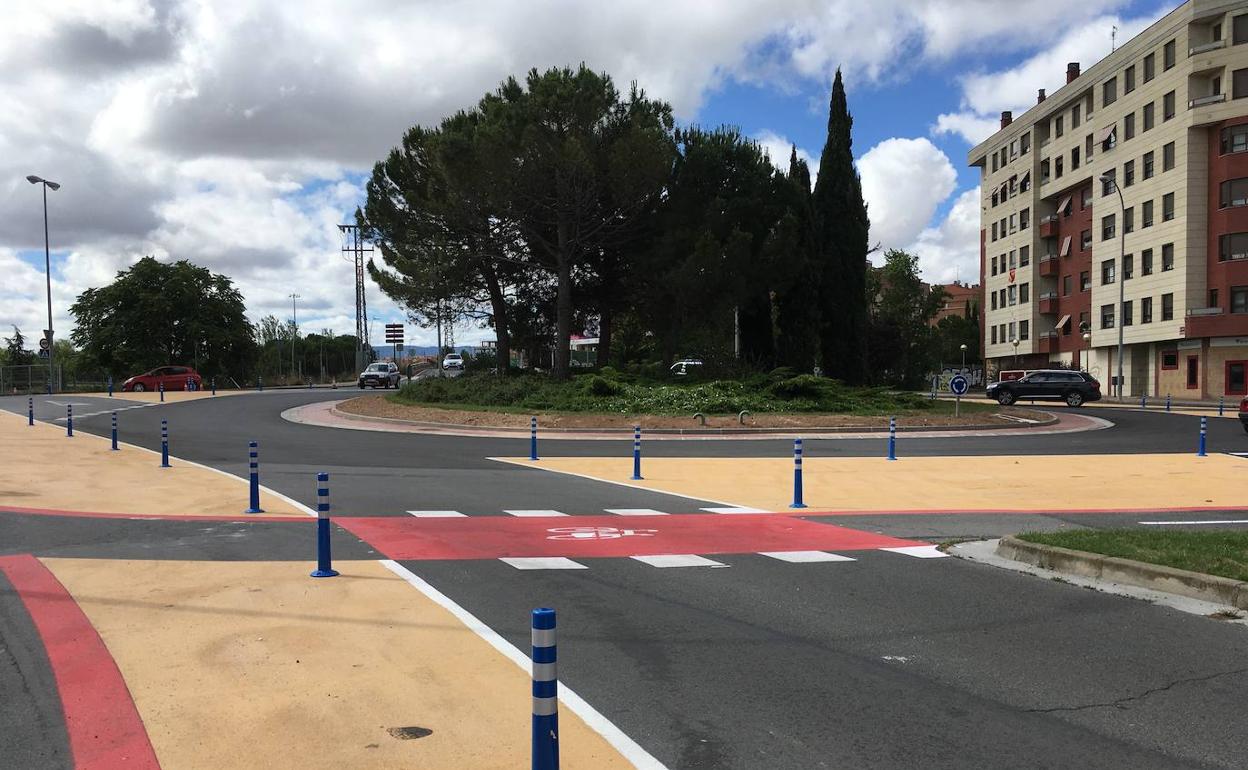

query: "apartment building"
left=932, top=281, right=982, bottom=325
left=970, top=0, right=1248, bottom=398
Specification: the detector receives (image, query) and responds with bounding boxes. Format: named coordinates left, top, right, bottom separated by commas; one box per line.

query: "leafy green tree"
left=867, top=250, right=945, bottom=387
left=4, top=326, right=34, bottom=366
left=70, top=257, right=257, bottom=378
left=812, top=69, right=870, bottom=384
left=771, top=147, right=821, bottom=373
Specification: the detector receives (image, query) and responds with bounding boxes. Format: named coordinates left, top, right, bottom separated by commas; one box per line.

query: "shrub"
left=584, top=375, right=621, bottom=397
left=769, top=374, right=825, bottom=400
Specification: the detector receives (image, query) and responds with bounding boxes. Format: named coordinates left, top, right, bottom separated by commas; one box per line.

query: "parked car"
left=985, top=370, right=1101, bottom=407
left=358, top=362, right=401, bottom=389
left=1237, top=396, right=1248, bottom=433
left=121, top=366, right=202, bottom=392
left=442, top=353, right=464, bottom=370
left=670, top=358, right=703, bottom=377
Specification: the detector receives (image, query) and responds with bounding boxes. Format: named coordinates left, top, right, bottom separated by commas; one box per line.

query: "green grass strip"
left=1017, top=529, right=1248, bottom=583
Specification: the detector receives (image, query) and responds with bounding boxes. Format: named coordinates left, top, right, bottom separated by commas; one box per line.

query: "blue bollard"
left=211, top=377, right=216, bottom=396
left=531, top=608, right=559, bottom=770
left=1141, top=393, right=1146, bottom=409
left=311, top=472, right=338, bottom=578
left=28, top=397, right=33, bottom=426
left=791, top=438, right=807, bottom=509
left=1199, top=416, right=1207, bottom=457
left=631, top=425, right=643, bottom=480
left=530, top=416, right=539, bottom=461
left=258, top=375, right=264, bottom=392
left=245, top=441, right=264, bottom=513
left=887, top=416, right=897, bottom=461
left=107, top=376, right=113, bottom=397
left=159, top=381, right=165, bottom=402
left=1219, top=396, right=1224, bottom=417
left=111, top=412, right=118, bottom=451
left=160, top=419, right=170, bottom=467
left=66, top=404, right=73, bottom=437
left=1166, top=393, right=1171, bottom=413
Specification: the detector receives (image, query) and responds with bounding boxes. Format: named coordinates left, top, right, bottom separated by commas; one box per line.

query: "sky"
left=0, top=0, right=1175, bottom=350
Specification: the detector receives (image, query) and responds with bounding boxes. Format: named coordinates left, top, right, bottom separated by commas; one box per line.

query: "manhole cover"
left=387, top=726, right=433, bottom=740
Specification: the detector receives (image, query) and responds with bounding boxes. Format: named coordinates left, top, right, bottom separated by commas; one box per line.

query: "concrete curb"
left=997, top=535, right=1248, bottom=610
left=325, top=403, right=1060, bottom=437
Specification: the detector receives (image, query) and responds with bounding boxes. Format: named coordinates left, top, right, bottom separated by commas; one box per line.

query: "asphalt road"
left=3, top=389, right=1248, bottom=768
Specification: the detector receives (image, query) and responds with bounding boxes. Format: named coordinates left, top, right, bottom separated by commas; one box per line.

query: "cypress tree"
left=772, top=147, right=821, bottom=372
left=811, top=69, right=870, bottom=384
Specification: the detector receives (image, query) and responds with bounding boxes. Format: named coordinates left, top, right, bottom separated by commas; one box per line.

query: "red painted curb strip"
left=0, top=554, right=160, bottom=770
left=0, top=505, right=309, bottom=522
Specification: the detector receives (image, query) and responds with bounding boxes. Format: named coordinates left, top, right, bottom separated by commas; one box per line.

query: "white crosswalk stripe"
left=503, top=510, right=569, bottom=517
left=759, top=551, right=855, bottom=563
left=500, top=557, right=587, bottom=570
left=603, top=508, right=669, bottom=516
left=630, top=554, right=727, bottom=568
left=879, top=545, right=948, bottom=559
left=406, top=510, right=466, bottom=517
left=700, top=506, right=770, bottom=514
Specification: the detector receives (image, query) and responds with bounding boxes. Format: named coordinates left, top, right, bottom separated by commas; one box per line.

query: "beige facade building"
left=970, top=0, right=1248, bottom=398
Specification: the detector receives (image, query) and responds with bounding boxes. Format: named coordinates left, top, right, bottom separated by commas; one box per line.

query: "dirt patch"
left=335, top=395, right=1047, bottom=430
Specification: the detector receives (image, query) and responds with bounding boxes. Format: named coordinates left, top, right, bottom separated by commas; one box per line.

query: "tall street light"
left=289, top=293, right=301, bottom=380
left=26, top=175, right=60, bottom=393
left=1099, top=172, right=1126, bottom=401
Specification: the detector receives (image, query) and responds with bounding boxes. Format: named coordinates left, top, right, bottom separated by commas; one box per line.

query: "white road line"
left=379, top=560, right=666, bottom=769
left=604, top=508, right=669, bottom=516
left=1139, top=519, right=1248, bottom=525
left=630, top=554, right=726, bottom=568
left=880, top=545, right=948, bottom=559
left=499, top=557, right=588, bottom=570
left=700, top=506, right=770, bottom=514
left=406, top=510, right=467, bottom=517
left=758, top=551, right=856, bottom=563
left=503, top=509, right=569, bottom=517
left=51, top=402, right=157, bottom=421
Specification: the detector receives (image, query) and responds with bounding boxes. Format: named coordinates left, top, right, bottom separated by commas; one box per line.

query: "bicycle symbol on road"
left=545, top=526, right=658, bottom=541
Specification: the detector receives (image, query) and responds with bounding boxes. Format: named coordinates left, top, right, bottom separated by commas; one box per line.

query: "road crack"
left=1025, top=666, right=1248, bottom=713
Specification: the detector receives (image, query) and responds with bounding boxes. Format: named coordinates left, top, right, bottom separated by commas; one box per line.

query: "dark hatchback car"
left=985, top=369, right=1101, bottom=407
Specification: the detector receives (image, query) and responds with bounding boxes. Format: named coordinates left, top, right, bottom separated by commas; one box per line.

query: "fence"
left=0, top=365, right=61, bottom=395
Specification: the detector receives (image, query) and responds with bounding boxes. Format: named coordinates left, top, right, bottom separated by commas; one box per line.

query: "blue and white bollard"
left=1166, top=393, right=1171, bottom=413
left=1140, top=393, right=1147, bottom=409
left=66, top=404, right=73, bottom=437
left=27, top=397, right=33, bottom=426
left=258, top=375, right=264, bottom=392
left=211, top=377, right=216, bottom=396
left=887, top=417, right=897, bottom=461
left=107, top=376, right=113, bottom=397
left=159, top=381, right=165, bottom=402
left=111, top=412, right=118, bottom=451
left=531, top=607, right=559, bottom=770
left=310, top=472, right=338, bottom=578
left=1219, top=396, right=1225, bottom=417
left=631, top=425, right=643, bottom=480
left=530, top=416, right=539, bottom=461
left=1199, top=416, right=1208, bottom=457
left=791, top=438, right=807, bottom=509
left=160, top=419, right=170, bottom=467
left=245, top=441, right=264, bottom=513
left=186, top=376, right=192, bottom=392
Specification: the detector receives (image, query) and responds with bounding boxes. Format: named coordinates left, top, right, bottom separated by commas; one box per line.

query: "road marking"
left=880, top=545, right=948, bottom=559
left=546, top=526, right=657, bottom=540
left=45, top=400, right=91, bottom=407
left=379, top=561, right=666, bottom=768
left=499, top=557, right=588, bottom=570
left=51, top=402, right=157, bottom=421
left=406, top=510, right=467, bottom=517
left=1139, top=519, right=1248, bottom=525
left=630, top=554, right=726, bottom=568
left=504, top=509, right=568, bottom=517
left=758, top=550, right=856, bottom=563
left=700, top=506, right=771, bottom=514
left=604, top=508, right=669, bottom=516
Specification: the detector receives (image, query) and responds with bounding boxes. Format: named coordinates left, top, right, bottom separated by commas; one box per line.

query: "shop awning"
left=1056, top=314, right=1071, bottom=330
left=1059, top=235, right=1072, bottom=257
left=1056, top=195, right=1071, bottom=214
left=1097, top=124, right=1117, bottom=144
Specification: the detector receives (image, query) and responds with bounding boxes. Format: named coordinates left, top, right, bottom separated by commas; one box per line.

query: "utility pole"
left=289, top=293, right=300, bottom=379
left=337, top=223, right=373, bottom=372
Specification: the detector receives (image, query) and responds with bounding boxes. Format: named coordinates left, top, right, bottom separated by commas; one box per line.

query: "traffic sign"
left=38, top=337, right=50, bottom=351
left=950, top=374, right=969, bottom=395
left=38, top=348, right=50, bottom=358
left=384, top=323, right=404, bottom=343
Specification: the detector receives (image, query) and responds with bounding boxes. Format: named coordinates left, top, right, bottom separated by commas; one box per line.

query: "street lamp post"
left=1082, top=331, right=1092, bottom=373
left=960, top=343, right=968, bottom=371
left=1099, top=173, right=1127, bottom=401
left=289, top=293, right=301, bottom=380
left=1012, top=338, right=1020, bottom=367
left=26, top=175, right=59, bottom=393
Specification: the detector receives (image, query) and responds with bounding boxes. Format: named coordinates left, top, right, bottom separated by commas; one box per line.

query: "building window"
left=1085, top=133, right=1094, bottom=161
left=1162, top=243, right=1175, bottom=271
left=1124, top=253, right=1133, bottom=279
left=1123, top=300, right=1133, bottom=326
left=1221, top=178, right=1248, bottom=208
left=1081, top=229, right=1093, bottom=250
left=1143, top=150, right=1155, bottom=179
left=1055, top=115, right=1064, bottom=138
left=1142, top=200, right=1154, bottom=227
left=1229, top=361, right=1248, bottom=396
left=991, top=222, right=998, bottom=241
left=1143, top=102, right=1155, bottom=131
left=1188, top=356, right=1199, bottom=389
left=1063, top=274, right=1072, bottom=295
left=1008, top=321, right=1016, bottom=340
left=1020, top=283, right=1030, bottom=303
left=1162, top=350, right=1178, bottom=369
left=1019, top=320, right=1029, bottom=340
left=1125, top=64, right=1136, bottom=94
left=1010, top=139, right=1019, bottom=159
left=1081, top=186, right=1092, bottom=209
left=1021, top=133, right=1031, bottom=155
left=1162, top=192, right=1175, bottom=221
left=991, top=325, right=997, bottom=344
left=1080, top=270, right=1091, bottom=291
left=1072, top=146, right=1080, bottom=169
left=1072, top=103, right=1081, bottom=128
left=1162, top=293, right=1174, bottom=321
left=1211, top=288, right=1220, bottom=309
left=991, top=153, right=998, bottom=172
left=1235, top=14, right=1248, bottom=45
left=1102, top=258, right=1116, bottom=284
left=1163, top=141, right=1175, bottom=170
left=1103, top=77, right=1117, bottom=107
left=1021, top=209, right=1030, bottom=230
left=1020, top=245, right=1030, bottom=266
left=1124, top=207, right=1134, bottom=234
left=1142, top=248, right=1153, bottom=275
left=1101, top=304, right=1115, bottom=329
left=1164, top=39, right=1175, bottom=70
left=1009, top=213, right=1017, bottom=233
left=1142, top=296, right=1153, bottom=323
left=1008, top=285, right=1017, bottom=306
left=1234, top=286, right=1248, bottom=314
left=1102, top=214, right=1116, bottom=241
left=1102, top=169, right=1116, bottom=196
left=1124, top=159, right=1135, bottom=187
left=991, top=190, right=999, bottom=207
left=1235, top=69, right=1248, bottom=100
left=1055, top=156, right=1064, bottom=178
left=991, top=291, right=997, bottom=310
left=1221, top=232, right=1248, bottom=261
left=1009, top=250, right=1017, bottom=269
left=1164, top=91, right=1176, bottom=120
left=1223, top=125, right=1248, bottom=154
left=1079, top=311, right=1091, bottom=333
left=1124, top=112, right=1135, bottom=140
left=1040, top=158, right=1050, bottom=182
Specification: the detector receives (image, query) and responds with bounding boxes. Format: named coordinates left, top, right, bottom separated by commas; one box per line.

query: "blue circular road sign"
left=949, top=374, right=969, bottom=395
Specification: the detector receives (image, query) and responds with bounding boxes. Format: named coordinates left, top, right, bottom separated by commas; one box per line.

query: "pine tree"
left=811, top=69, right=870, bottom=384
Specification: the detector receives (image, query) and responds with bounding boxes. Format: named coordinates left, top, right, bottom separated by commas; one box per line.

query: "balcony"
left=1039, top=256, right=1059, bottom=278
left=1039, top=215, right=1060, bottom=239
left=1038, top=292, right=1059, bottom=314
left=1180, top=308, right=1248, bottom=338
left=1189, top=93, right=1226, bottom=109
left=1189, top=39, right=1225, bottom=56
left=1037, top=332, right=1060, bottom=354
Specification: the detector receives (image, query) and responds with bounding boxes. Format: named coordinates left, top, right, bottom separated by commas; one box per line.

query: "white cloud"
left=752, top=130, right=815, bottom=177
left=931, top=113, right=1001, bottom=146
left=905, top=188, right=982, bottom=284
left=858, top=137, right=957, bottom=252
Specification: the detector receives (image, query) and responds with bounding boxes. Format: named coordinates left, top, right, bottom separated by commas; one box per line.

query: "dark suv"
left=985, top=370, right=1101, bottom=407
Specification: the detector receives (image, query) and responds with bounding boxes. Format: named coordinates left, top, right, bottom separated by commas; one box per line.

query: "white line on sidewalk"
left=1139, top=519, right=1248, bottom=525
left=604, top=508, right=669, bottom=515
left=503, top=509, right=569, bottom=517
left=630, top=554, right=726, bottom=568
left=499, top=557, right=588, bottom=569
left=758, top=551, right=856, bottom=563
left=407, top=510, right=467, bottom=517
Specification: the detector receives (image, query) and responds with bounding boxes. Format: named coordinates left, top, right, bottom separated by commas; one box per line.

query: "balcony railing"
left=1189, top=40, right=1226, bottom=55
left=1189, top=93, right=1227, bottom=108
left=1040, top=214, right=1059, bottom=224
left=1039, top=292, right=1059, bottom=301
left=1188, top=306, right=1223, bottom=317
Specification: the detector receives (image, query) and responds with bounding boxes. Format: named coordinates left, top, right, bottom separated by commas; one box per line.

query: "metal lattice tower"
left=338, top=224, right=373, bottom=370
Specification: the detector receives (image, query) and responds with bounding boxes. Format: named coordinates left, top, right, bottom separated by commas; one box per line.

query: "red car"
left=121, top=366, right=203, bottom=392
